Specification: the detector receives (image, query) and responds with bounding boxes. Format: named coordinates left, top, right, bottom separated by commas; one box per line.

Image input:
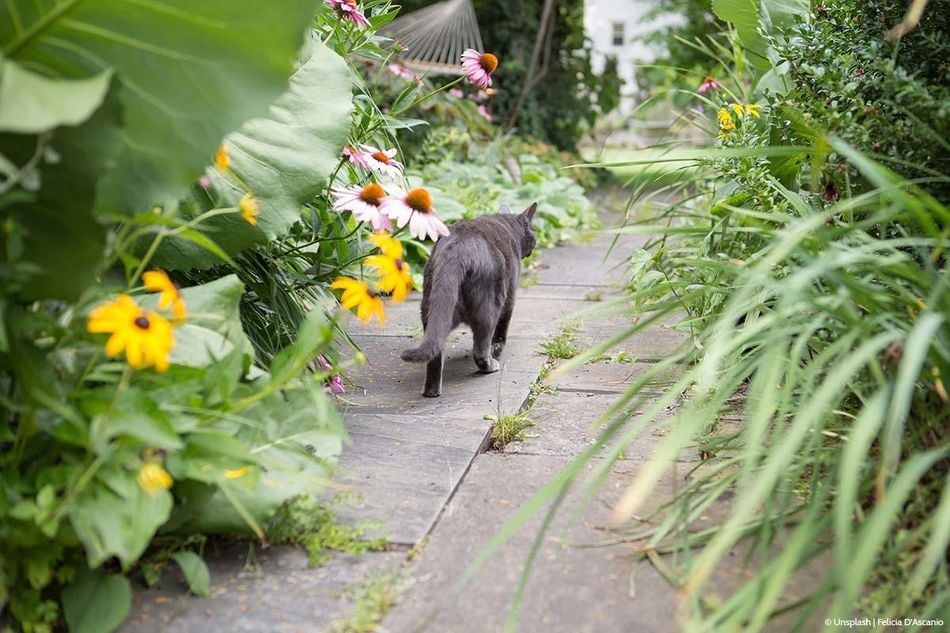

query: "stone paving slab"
left=123, top=543, right=403, bottom=633
left=544, top=359, right=683, bottom=395
left=331, top=412, right=492, bottom=545
left=340, top=332, right=538, bottom=415
left=383, top=452, right=826, bottom=633
left=503, top=391, right=693, bottom=463
left=381, top=453, right=688, bottom=633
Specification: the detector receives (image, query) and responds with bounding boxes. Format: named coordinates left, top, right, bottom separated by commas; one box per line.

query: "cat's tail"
left=401, top=269, right=459, bottom=363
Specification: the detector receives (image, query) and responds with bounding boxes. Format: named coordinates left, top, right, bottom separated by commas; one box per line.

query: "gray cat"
left=401, top=202, right=538, bottom=397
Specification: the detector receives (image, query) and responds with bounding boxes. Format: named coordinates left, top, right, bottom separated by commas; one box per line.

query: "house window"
left=611, top=21, right=624, bottom=46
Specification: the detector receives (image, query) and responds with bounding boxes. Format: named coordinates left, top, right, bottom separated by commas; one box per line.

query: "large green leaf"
left=169, top=313, right=345, bottom=534
left=69, top=463, right=173, bottom=568
left=141, top=274, right=254, bottom=368
left=0, top=0, right=322, bottom=214
left=62, top=569, right=131, bottom=633
left=154, top=39, right=352, bottom=270
left=0, top=85, right=121, bottom=300
left=712, top=0, right=772, bottom=70
left=0, top=57, right=112, bottom=133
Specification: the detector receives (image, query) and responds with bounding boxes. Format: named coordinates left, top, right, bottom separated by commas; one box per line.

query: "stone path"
left=123, top=194, right=821, bottom=632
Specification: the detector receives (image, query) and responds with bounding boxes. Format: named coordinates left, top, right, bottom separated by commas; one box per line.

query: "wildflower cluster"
left=87, top=269, right=186, bottom=372
left=319, top=38, right=500, bottom=327
left=716, top=102, right=762, bottom=139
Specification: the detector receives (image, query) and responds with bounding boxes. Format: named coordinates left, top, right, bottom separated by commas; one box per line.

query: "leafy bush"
left=0, top=3, right=408, bottom=630
left=482, top=1, right=950, bottom=630
left=413, top=136, right=597, bottom=248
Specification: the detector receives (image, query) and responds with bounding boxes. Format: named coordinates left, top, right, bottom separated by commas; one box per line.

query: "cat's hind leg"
left=491, top=299, right=514, bottom=359
left=472, top=312, right=501, bottom=374
left=422, top=352, right=444, bottom=397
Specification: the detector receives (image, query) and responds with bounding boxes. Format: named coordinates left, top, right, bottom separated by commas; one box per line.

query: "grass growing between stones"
left=329, top=572, right=404, bottom=633
left=487, top=410, right=535, bottom=448
left=540, top=322, right=581, bottom=359
left=267, top=496, right=388, bottom=566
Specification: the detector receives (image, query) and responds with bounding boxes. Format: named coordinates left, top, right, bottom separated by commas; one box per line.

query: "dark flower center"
left=405, top=188, right=432, bottom=213
left=480, top=53, right=498, bottom=73
left=134, top=315, right=151, bottom=330
left=359, top=183, right=385, bottom=206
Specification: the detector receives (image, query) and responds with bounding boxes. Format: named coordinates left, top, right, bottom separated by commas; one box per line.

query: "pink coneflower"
left=343, top=145, right=371, bottom=169
left=697, top=75, right=723, bottom=94
left=317, top=355, right=346, bottom=394
left=477, top=105, right=493, bottom=121
left=449, top=87, right=464, bottom=99
left=360, top=145, right=404, bottom=177
left=461, top=49, right=498, bottom=89
left=331, top=183, right=393, bottom=231
left=326, top=0, right=369, bottom=27
left=381, top=186, right=450, bottom=242
left=388, top=63, right=417, bottom=80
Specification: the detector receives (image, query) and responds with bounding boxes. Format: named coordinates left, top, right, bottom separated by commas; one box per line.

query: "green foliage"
left=413, top=135, right=597, bottom=248
left=329, top=571, right=403, bottom=633
left=488, top=410, right=535, bottom=449
left=398, top=0, right=611, bottom=149
left=540, top=323, right=581, bottom=360
left=267, top=496, right=387, bottom=567
left=0, top=6, right=357, bottom=631
left=776, top=0, right=950, bottom=199
left=0, top=0, right=319, bottom=214
left=154, top=38, right=354, bottom=270
left=487, top=1, right=950, bottom=630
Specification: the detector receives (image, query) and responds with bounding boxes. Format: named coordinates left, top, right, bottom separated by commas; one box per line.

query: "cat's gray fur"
left=401, top=202, right=538, bottom=397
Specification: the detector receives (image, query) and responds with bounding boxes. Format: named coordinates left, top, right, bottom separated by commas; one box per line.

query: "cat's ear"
left=498, top=202, right=513, bottom=214
left=521, top=202, right=538, bottom=223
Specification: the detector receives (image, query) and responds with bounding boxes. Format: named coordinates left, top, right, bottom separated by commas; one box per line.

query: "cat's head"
left=518, top=202, right=538, bottom=258
left=499, top=201, right=538, bottom=257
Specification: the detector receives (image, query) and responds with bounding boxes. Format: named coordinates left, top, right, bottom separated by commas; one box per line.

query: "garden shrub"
left=495, top=1, right=950, bottom=630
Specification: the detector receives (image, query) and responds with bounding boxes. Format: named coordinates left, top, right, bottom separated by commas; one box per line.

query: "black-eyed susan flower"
left=380, top=186, right=450, bottom=242
left=239, top=192, right=259, bottom=226
left=214, top=144, right=230, bottom=171
left=138, top=462, right=173, bottom=494
left=331, top=182, right=393, bottom=231
left=142, top=269, right=187, bottom=322
left=87, top=294, right=174, bottom=372
left=366, top=232, right=413, bottom=303
left=326, top=0, right=369, bottom=27
left=717, top=108, right=735, bottom=132
left=331, top=277, right=386, bottom=325
left=461, top=49, right=498, bottom=89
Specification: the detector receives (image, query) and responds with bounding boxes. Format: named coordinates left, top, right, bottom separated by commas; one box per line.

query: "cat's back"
left=429, top=214, right=519, bottom=269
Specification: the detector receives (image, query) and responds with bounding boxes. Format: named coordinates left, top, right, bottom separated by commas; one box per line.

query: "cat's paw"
left=491, top=341, right=506, bottom=359
left=475, top=357, right=500, bottom=374
left=422, top=387, right=442, bottom=398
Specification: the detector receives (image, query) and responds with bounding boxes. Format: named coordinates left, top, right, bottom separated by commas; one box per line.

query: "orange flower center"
left=480, top=53, right=498, bottom=73
left=134, top=315, right=151, bottom=330
left=405, top=188, right=432, bottom=213
left=372, top=151, right=391, bottom=164
left=359, top=183, right=385, bottom=205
